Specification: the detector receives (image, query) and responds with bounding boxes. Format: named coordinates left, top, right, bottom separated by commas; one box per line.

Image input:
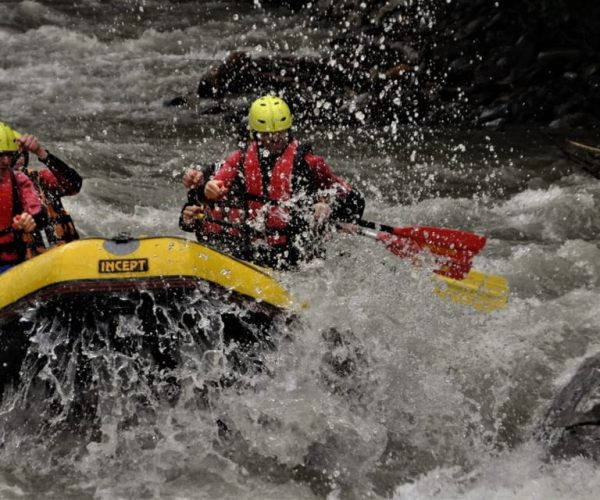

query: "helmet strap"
left=9, top=151, right=27, bottom=170
left=8, top=152, right=18, bottom=169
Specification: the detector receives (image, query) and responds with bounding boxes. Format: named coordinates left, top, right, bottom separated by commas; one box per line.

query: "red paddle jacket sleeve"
left=303, top=152, right=365, bottom=222
left=303, top=152, right=352, bottom=194
left=15, top=171, right=44, bottom=217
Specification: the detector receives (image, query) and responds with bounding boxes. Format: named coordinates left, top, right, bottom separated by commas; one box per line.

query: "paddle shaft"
left=357, top=219, right=396, bottom=233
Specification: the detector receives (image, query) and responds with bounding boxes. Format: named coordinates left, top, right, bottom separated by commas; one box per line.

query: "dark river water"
left=1, top=1, right=600, bottom=498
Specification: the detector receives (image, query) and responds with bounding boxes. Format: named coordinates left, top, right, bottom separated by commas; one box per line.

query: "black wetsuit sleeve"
left=186, top=186, right=205, bottom=205
left=32, top=205, right=48, bottom=230
left=178, top=189, right=203, bottom=232
left=179, top=188, right=200, bottom=232
left=292, top=159, right=320, bottom=198
left=178, top=202, right=194, bottom=232
left=332, top=187, right=365, bottom=222
left=41, top=152, right=83, bottom=193
left=186, top=163, right=218, bottom=204
left=201, top=163, right=216, bottom=180
left=179, top=164, right=218, bottom=232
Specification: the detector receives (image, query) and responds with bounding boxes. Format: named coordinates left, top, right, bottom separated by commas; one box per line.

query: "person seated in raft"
left=0, top=123, right=47, bottom=274
left=179, top=95, right=365, bottom=270
left=2, top=123, right=82, bottom=258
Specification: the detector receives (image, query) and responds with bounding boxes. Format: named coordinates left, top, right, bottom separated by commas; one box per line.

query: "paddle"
left=191, top=212, right=508, bottom=311
left=193, top=210, right=485, bottom=279
left=433, top=270, right=509, bottom=312
left=544, top=131, right=600, bottom=179
left=345, top=219, right=487, bottom=279
left=561, top=139, right=600, bottom=179
left=340, top=220, right=508, bottom=312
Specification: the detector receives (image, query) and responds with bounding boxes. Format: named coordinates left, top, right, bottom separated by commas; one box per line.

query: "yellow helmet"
left=0, top=122, right=21, bottom=153
left=248, top=95, right=292, bottom=134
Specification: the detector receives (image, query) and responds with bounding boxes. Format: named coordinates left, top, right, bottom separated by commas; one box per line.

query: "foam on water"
left=394, top=442, right=600, bottom=500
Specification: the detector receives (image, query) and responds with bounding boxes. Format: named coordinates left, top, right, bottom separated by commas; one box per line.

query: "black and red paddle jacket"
left=180, top=138, right=364, bottom=268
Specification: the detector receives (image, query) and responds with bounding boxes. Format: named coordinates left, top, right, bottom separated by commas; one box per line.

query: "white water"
left=1, top=1, right=600, bottom=498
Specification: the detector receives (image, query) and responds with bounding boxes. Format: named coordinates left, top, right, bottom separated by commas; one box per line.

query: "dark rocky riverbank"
left=170, top=0, right=600, bottom=132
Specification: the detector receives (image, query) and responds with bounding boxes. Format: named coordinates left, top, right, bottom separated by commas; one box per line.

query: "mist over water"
left=1, top=1, right=600, bottom=498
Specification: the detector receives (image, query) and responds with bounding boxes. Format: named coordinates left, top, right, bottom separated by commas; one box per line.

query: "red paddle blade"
left=377, top=227, right=487, bottom=279
left=391, top=226, right=487, bottom=255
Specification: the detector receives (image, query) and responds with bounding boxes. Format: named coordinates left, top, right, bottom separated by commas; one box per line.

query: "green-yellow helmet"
left=0, top=122, right=21, bottom=153
left=248, top=95, right=292, bottom=134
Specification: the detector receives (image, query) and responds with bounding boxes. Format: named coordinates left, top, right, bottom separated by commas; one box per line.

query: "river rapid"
left=1, top=1, right=600, bottom=499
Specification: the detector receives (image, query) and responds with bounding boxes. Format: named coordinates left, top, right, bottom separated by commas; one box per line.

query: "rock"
left=537, top=49, right=585, bottom=66
left=196, top=51, right=251, bottom=98
left=375, top=0, right=407, bottom=23
left=261, top=0, right=310, bottom=11
left=174, top=0, right=600, bottom=129
left=482, top=117, right=506, bottom=129
left=386, top=42, right=420, bottom=64
left=376, top=64, right=415, bottom=80
left=549, top=113, right=600, bottom=130
left=164, top=96, right=187, bottom=107
left=554, top=94, right=586, bottom=117
left=463, top=17, right=487, bottom=38
left=512, top=34, right=538, bottom=71
left=541, top=354, right=600, bottom=461
left=584, top=64, right=600, bottom=78
left=496, top=56, right=510, bottom=69
left=194, top=50, right=354, bottom=101
left=562, top=71, right=580, bottom=82
left=479, top=102, right=509, bottom=122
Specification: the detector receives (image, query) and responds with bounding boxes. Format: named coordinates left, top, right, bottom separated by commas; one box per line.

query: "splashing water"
left=1, top=1, right=599, bottom=498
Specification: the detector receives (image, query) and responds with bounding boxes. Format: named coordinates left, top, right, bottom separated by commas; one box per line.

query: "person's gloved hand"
left=16, top=134, right=48, bottom=160
left=204, top=180, right=227, bottom=201
left=183, top=169, right=204, bottom=189
left=12, top=212, right=36, bottom=233
left=313, top=202, right=332, bottom=226
left=182, top=205, right=203, bottom=226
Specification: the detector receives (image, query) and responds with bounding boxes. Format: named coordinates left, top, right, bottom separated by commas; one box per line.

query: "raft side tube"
left=0, top=236, right=296, bottom=319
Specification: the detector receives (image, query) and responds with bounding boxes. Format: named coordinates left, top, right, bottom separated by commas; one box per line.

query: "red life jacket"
left=24, top=168, right=79, bottom=257
left=244, top=139, right=296, bottom=236
left=0, top=170, right=22, bottom=264
left=199, top=140, right=298, bottom=246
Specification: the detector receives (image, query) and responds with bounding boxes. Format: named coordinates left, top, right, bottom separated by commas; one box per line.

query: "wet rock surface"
left=169, top=0, right=600, bottom=131
left=541, top=354, right=600, bottom=461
